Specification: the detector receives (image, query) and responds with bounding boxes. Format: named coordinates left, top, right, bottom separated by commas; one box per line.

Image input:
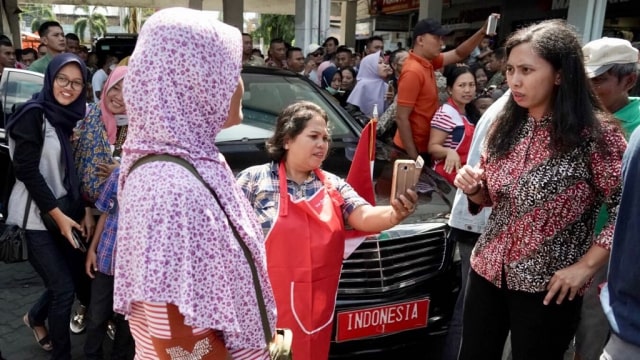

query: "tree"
left=20, top=4, right=56, bottom=33
left=121, top=7, right=156, bottom=34
left=73, top=6, right=109, bottom=43
left=254, top=14, right=295, bottom=47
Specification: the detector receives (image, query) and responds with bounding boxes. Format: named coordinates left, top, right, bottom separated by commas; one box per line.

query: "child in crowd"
left=84, top=166, right=135, bottom=359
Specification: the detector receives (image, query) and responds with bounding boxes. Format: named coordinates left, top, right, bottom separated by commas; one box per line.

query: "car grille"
left=339, top=224, right=448, bottom=295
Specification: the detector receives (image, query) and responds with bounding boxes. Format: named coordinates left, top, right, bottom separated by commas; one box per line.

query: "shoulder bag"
left=0, top=117, right=47, bottom=263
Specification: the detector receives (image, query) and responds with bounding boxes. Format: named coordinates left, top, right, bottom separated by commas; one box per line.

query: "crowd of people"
left=1, top=5, right=640, bottom=360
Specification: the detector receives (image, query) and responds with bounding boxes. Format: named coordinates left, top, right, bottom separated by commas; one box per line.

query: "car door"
left=1, top=68, right=45, bottom=135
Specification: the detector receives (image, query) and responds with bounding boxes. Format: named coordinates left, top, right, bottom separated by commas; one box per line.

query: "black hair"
left=0, top=39, right=13, bottom=48
left=367, top=36, right=383, bottom=46
left=22, top=47, right=37, bottom=59
left=65, top=33, right=80, bottom=42
left=270, top=38, right=285, bottom=46
left=606, top=63, right=638, bottom=83
left=242, top=32, right=252, bottom=38
left=335, top=46, right=352, bottom=55
left=486, top=19, right=610, bottom=158
left=266, top=101, right=329, bottom=162
left=442, top=64, right=482, bottom=124
left=323, top=37, right=339, bottom=48
left=38, top=21, right=62, bottom=38
left=492, top=47, right=506, bottom=60
left=286, top=47, right=303, bottom=59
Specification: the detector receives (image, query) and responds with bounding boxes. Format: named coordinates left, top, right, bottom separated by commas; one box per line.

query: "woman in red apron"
left=237, top=101, right=418, bottom=360
left=428, top=64, right=479, bottom=186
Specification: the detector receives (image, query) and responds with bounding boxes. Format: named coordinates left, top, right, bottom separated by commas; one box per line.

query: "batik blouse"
left=470, top=114, right=626, bottom=293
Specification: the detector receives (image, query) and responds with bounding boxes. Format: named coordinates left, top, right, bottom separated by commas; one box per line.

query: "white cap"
left=306, top=43, right=322, bottom=55
left=583, top=37, right=639, bottom=78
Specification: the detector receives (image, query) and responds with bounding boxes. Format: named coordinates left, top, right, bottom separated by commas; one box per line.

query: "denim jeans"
left=26, top=230, right=86, bottom=360
left=84, top=272, right=135, bottom=360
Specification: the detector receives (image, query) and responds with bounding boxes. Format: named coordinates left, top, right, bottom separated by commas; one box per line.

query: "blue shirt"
left=601, top=126, right=640, bottom=347
left=95, top=167, right=119, bottom=275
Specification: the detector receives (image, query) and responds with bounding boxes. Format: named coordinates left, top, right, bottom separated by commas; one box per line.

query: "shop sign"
left=376, top=0, right=420, bottom=15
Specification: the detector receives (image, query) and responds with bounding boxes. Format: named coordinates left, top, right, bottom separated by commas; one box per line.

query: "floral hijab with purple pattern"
left=114, top=7, right=276, bottom=350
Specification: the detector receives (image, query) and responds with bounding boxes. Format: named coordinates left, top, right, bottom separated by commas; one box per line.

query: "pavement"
left=0, top=261, right=89, bottom=359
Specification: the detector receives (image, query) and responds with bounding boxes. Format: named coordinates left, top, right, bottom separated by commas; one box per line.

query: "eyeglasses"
left=55, top=75, right=84, bottom=91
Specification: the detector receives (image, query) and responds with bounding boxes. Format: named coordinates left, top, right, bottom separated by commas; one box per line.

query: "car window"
left=1, top=70, right=44, bottom=120
left=216, top=73, right=351, bottom=142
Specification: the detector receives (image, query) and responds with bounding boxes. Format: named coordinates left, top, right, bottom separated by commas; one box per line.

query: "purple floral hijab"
left=114, top=7, right=276, bottom=350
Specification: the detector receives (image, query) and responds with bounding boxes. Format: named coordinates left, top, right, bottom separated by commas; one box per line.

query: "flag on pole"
left=344, top=105, right=378, bottom=258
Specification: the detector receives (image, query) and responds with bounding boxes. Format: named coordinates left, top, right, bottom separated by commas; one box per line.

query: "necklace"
left=113, top=125, right=128, bottom=158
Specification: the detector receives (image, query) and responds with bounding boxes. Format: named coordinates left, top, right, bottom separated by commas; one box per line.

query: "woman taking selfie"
left=237, top=101, right=418, bottom=360
left=454, top=19, right=626, bottom=359
left=6, top=53, right=92, bottom=359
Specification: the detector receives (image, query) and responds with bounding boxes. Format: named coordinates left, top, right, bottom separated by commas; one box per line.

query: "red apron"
left=434, top=99, right=475, bottom=185
left=265, top=162, right=345, bottom=360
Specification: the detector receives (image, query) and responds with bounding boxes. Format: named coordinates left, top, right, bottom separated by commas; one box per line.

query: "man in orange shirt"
left=394, top=16, right=498, bottom=162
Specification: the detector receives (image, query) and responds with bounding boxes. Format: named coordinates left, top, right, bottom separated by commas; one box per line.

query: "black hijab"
left=6, top=53, right=88, bottom=199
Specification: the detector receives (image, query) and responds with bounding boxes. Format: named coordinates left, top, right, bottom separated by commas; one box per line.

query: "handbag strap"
left=19, top=118, right=47, bottom=229
left=129, top=154, right=274, bottom=345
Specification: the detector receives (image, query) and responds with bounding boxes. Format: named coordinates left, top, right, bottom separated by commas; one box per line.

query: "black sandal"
left=23, top=313, right=53, bottom=352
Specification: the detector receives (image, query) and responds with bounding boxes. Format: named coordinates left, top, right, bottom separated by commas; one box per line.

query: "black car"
left=222, top=66, right=460, bottom=358
left=0, top=66, right=460, bottom=358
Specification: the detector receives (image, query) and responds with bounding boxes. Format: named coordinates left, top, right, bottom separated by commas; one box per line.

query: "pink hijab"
left=114, top=7, right=276, bottom=350
left=99, top=66, right=127, bottom=144
left=316, top=60, right=334, bottom=85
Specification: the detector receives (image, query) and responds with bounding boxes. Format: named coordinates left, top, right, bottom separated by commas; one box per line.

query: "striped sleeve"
left=431, top=105, right=456, bottom=133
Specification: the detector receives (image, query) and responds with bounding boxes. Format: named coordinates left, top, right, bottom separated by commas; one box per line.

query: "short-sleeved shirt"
left=95, top=167, right=119, bottom=275
left=431, top=103, right=467, bottom=150
left=91, top=69, right=108, bottom=103
left=27, top=53, right=53, bottom=74
left=393, top=51, right=444, bottom=153
left=236, top=162, right=369, bottom=235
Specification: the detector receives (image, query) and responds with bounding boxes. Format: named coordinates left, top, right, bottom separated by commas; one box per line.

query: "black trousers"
left=459, top=270, right=582, bottom=360
left=84, top=272, right=135, bottom=360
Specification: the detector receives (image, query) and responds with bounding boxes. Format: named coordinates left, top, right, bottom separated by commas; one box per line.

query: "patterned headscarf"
left=98, top=65, right=127, bottom=144
left=115, top=7, right=276, bottom=350
left=346, top=51, right=388, bottom=117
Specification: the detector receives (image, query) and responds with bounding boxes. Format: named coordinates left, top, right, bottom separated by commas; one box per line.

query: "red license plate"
left=335, top=298, right=430, bottom=342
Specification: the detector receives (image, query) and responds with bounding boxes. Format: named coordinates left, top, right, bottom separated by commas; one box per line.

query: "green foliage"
left=254, top=14, right=295, bottom=46
left=20, top=4, right=56, bottom=33
left=73, top=6, right=108, bottom=42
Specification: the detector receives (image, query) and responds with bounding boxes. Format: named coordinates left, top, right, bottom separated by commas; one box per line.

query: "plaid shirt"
left=236, top=162, right=369, bottom=234
left=95, top=167, right=120, bottom=275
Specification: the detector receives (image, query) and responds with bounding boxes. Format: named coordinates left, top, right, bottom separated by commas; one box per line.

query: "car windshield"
left=216, top=72, right=352, bottom=142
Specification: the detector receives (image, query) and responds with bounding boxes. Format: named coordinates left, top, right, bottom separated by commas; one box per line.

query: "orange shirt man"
left=394, top=17, right=498, bottom=161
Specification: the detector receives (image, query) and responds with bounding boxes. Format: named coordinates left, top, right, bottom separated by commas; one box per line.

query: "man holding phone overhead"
left=394, top=14, right=499, bottom=163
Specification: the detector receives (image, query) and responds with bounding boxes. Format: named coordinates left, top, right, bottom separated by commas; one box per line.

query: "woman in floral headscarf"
left=74, top=66, right=128, bottom=204
left=113, top=7, right=276, bottom=359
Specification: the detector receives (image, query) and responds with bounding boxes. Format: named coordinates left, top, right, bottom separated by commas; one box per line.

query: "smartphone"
left=390, top=159, right=419, bottom=200
left=486, top=14, right=498, bottom=35
left=71, top=229, right=87, bottom=253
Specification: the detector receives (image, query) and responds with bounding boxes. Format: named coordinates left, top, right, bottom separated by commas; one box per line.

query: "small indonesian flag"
left=344, top=105, right=378, bottom=258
